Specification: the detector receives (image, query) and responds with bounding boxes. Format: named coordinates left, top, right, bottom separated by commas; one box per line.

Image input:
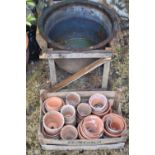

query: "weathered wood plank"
left=39, top=132, right=127, bottom=145
left=41, top=143, right=125, bottom=151
left=40, top=90, right=116, bottom=99
left=50, top=58, right=111, bottom=92
left=48, top=59, right=57, bottom=85
left=47, top=49, right=112, bottom=59
left=102, top=61, right=111, bottom=89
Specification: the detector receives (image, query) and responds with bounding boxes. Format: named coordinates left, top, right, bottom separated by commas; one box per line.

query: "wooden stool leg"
left=48, top=59, right=57, bottom=86
left=102, top=61, right=111, bottom=89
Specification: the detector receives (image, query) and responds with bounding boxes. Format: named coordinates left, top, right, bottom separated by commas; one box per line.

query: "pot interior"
left=43, top=3, right=113, bottom=49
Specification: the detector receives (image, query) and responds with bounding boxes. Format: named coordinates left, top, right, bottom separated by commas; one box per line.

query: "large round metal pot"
left=38, top=0, right=118, bottom=73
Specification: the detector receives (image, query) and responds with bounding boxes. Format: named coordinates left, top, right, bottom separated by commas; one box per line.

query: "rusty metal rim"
left=38, top=0, right=119, bottom=51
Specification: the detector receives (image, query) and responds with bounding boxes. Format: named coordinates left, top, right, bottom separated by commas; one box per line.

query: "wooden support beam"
left=49, top=58, right=111, bottom=92
left=46, top=49, right=112, bottom=59
left=48, top=59, right=57, bottom=85
left=102, top=61, right=111, bottom=89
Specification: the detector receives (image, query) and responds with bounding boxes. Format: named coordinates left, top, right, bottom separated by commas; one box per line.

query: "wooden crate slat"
left=40, top=90, right=116, bottom=99
left=41, top=143, right=125, bottom=151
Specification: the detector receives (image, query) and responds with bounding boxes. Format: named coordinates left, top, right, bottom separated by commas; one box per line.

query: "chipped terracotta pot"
left=77, top=103, right=92, bottom=121
left=66, top=92, right=81, bottom=107
left=89, top=94, right=108, bottom=114
left=44, top=96, right=64, bottom=112
left=102, top=113, right=127, bottom=137
left=78, top=115, right=104, bottom=139
left=60, top=125, right=78, bottom=140
left=43, top=111, right=64, bottom=136
left=61, top=105, right=76, bottom=125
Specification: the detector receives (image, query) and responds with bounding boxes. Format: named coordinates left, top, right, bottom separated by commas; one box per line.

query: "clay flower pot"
left=102, top=113, right=127, bottom=137
left=60, top=125, right=78, bottom=140
left=61, top=105, right=76, bottom=125
left=89, top=94, right=108, bottom=114
left=43, top=111, right=64, bottom=136
left=66, top=92, right=81, bottom=107
left=44, top=96, right=64, bottom=112
left=92, top=102, right=111, bottom=117
left=42, top=124, right=60, bottom=139
left=77, top=103, right=92, bottom=121
left=78, top=115, right=104, bottom=139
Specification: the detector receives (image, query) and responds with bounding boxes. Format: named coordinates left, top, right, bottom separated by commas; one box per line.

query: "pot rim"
left=89, top=93, right=108, bottom=112
left=38, top=0, right=119, bottom=51
left=60, top=125, right=78, bottom=140
left=43, top=111, right=65, bottom=132
left=102, top=113, right=127, bottom=137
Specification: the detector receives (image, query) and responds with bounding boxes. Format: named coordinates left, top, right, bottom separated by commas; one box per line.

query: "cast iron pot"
left=38, top=0, right=118, bottom=73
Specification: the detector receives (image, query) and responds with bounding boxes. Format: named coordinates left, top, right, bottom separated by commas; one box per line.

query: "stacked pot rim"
left=78, top=115, right=104, bottom=139
left=43, top=111, right=64, bottom=138
left=61, top=104, right=76, bottom=125
left=102, top=113, right=127, bottom=137
left=89, top=93, right=111, bottom=117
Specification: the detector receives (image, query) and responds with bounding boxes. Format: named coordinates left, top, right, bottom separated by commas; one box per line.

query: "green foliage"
left=26, top=0, right=36, bottom=27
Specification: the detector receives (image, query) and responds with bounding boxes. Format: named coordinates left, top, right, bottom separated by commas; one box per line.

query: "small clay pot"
left=44, top=97, right=64, bottom=112
left=89, top=94, right=108, bottom=113
left=43, top=111, right=64, bottom=136
left=102, top=113, right=127, bottom=137
left=77, top=103, right=92, bottom=120
left=61, top=105, right=76, bottom=125
left=60, top=125, right=78, bottom=140
left=66, top=92, right=81, bottom=107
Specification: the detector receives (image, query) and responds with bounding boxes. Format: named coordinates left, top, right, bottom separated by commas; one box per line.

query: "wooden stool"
left=41, top=48, right=112, bottom=92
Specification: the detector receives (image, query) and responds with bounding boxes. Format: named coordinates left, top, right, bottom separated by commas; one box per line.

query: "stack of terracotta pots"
left=41, top=92, right=127, bottom=140
left=89, top=94, right=111, bottom=117
left=102, top=113, right=127, bottom=138
left=42, top=111, right=64, bottom=138
left=78, top=115, right=104, bottom=139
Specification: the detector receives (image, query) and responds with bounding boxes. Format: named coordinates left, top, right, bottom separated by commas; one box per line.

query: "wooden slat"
left=48, top=59, right=57, bottom=85
left=40, top=90, right=116, bottom=99
left=102, top=61, right=111, bottom=89
left=47, top=49, right=112, bottom=59
left=49, top=58, right=111, bottom=92
left=41, top=143, right=125, bottom=151
left=39, top=132, right=127, bottom=145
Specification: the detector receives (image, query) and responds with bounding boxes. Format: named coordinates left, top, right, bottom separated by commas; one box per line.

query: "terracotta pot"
left=60, top=125, right=78, bottom=140
left=43, top=111, right=64, bottom=135
left=92, top=102, right=111, bottom=117
left=77, top=103, right=92, bottom=120
left=44, top=97, right=64, bottom=112
left=89, top=94, right=108, bottom=113
left=78, top=115, right=104, bottom=139
left=42, top=124, right=60, bottom=139
left=66, top=92, right=81, bottom=107
left=61, top=105, right=76, bottom=125
left=102, top=113, right=127, bottom=137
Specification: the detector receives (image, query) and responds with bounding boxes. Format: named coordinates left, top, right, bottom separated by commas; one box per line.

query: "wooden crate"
left=38, top=90, right=128, bottom=151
